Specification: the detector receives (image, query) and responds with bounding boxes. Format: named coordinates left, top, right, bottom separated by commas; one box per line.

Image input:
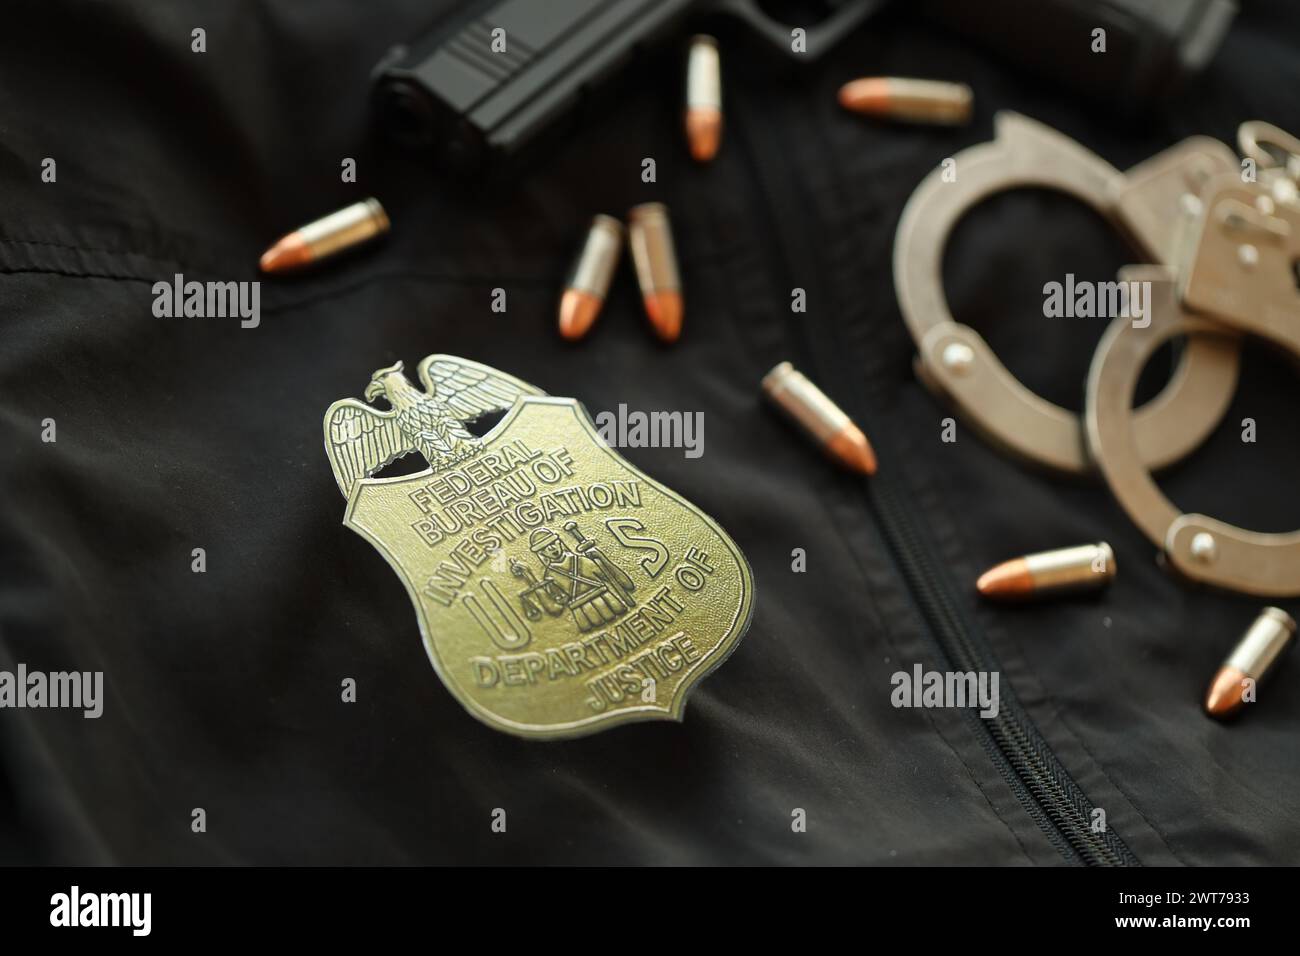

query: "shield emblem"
left=324, top=355, right=754, bottom=738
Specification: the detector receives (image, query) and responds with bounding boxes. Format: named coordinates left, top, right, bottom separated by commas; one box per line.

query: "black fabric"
left=2, top=1, right=1298, bottom=865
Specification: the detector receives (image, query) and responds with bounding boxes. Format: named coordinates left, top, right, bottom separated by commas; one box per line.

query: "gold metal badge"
left=324, top=355, right=754, bottom=738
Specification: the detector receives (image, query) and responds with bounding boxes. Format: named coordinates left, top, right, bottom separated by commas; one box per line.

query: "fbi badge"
left=324, top=355, right=754, bottom=739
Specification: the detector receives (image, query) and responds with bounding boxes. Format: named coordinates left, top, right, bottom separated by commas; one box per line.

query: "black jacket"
left=2, top=0, right=1298, bottom=865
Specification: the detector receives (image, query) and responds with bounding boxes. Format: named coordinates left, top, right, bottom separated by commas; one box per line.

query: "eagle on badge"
left=323, top=354, right=754, bottom=738
left=324, top=355, right=544, bottom=497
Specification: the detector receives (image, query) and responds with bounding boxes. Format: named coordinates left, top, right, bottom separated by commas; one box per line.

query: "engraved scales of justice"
left=511, top=521, right=638, bottom=632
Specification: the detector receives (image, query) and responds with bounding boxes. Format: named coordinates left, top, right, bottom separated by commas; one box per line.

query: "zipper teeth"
left=870, top=477, right=1136, bottom=866
left=872, top=482, right=1102, bottom=863
left=728, top=86, right=1138, bottom=867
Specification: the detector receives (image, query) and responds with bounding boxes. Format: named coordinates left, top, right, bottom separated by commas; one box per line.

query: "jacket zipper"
left=728, top=86, right=1139, bottom=866
left=863, top=476, right=1137, bottom=865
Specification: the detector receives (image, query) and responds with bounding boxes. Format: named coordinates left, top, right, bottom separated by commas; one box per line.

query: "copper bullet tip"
left=1204, top=666, right=1249, bottom=719
left=977, top=543, right=1114, bottom=600
left=976, top=558, right=1035, bottom=599
left=560, top=214, right=621, bottom=340
left=827, top=424, right=877, bottom=476
left=259, top=198, right=389, bottom=273
left=686, top=108, right=723, bottom=163
left=838, top=77, right=889, bottom=113
left=762, top=362, right=877, bottom=476
left=1202, top=607, right=1295, bottom=720
left=643, top=291, right=683, bottom=343
left=628, top=204, right=683, bottom=343
left=838, top=77, right=973, bottom=125
left=558, top=289, right=603, bottom=341
left=686, top=34, right=722, bottom=162
left=259, top=233, right=311, bottom=273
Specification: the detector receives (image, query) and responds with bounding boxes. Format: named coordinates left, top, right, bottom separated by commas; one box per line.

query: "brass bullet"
left=977, top=542, right=1116, bottom=600
left=1204, top=607, right=1295, bottom=719
left=259, top=197, right=390, bottom=273
left=838, top=77, right=973, bottom=126
left=685, top=35, right=723, bottom=163
left=762, top=361, right=877, bottom=476
left=628, top=203, right=683, bottom=343
left=558, top=214, right=623, bottom=341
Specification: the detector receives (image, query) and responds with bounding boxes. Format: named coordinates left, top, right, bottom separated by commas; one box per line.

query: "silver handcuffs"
left=895, top=114, right=1300, bottom=596
left=1086, top=130, right=1300, bottom=598
left=894, top=112, right=1241, bottom=476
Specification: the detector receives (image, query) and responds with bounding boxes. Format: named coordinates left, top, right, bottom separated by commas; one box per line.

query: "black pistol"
left=371, top=0, right=883, bottom=172
left=921, top=0, right=1237, bottom=114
